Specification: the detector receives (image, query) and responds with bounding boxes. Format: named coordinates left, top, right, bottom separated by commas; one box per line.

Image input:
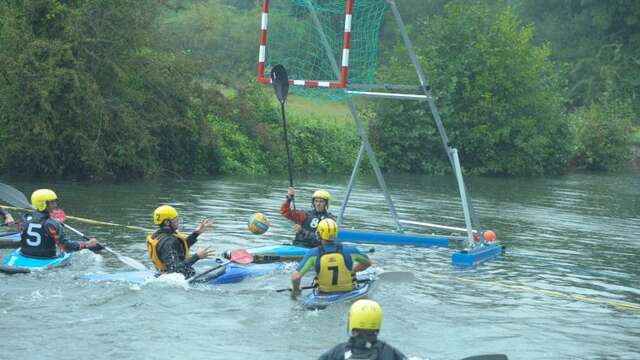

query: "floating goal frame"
left=257, top=0, right=503, bottom=266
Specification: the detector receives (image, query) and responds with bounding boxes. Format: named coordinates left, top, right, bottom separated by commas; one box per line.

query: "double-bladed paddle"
left=52, top=209, right=147, bottom=272
left=461, top=355, right=508, bottom=360
left=276, top=284, right=316, bottom=293
left=275, top=271, right=414, bottom=292
left=64, top=223, right=147, bottom=272
left=270, top=64, right=296, bottom=210
left=188, top=249, right=254, bottom=284
left=0, top=182, right=148, bottom=271
left=0, top=182, right=152, bottom=232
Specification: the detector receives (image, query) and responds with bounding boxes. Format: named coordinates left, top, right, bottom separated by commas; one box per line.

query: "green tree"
left=156, top=0, right=259, bottom=83
left=369, top=0, right=570, bottom=175
left=0, top=0, right=218, bottom=179
left=570, top=96, right=634, bottom=171
left=519, top=0, right=640, bottom=117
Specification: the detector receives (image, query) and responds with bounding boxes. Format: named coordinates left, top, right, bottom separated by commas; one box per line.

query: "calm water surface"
left=1, top=173, right=639, bottom=360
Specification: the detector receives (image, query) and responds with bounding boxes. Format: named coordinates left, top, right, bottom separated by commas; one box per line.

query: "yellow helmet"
left=31, top=189, right=58, bottom=211
left=153, top=205, right=178, bottom=225
left=312, top=190, right=331, bottom=207
left=316, top=218, right=338, bottom=242
left=348, top=299, right=383, bottom=333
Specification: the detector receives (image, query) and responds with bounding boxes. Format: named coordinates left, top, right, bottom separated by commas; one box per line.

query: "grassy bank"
left=285, top=95, right=352, bottom=124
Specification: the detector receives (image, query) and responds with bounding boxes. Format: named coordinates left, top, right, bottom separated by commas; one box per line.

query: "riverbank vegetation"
left=0, top=0, right=637, bottom=179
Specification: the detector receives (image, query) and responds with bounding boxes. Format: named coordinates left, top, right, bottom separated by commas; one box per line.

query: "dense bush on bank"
left=0, top=1, right=219, bottom=179
left=1, top=0, right=637, bottom=179
left=568, top=97, right=634, bottom=171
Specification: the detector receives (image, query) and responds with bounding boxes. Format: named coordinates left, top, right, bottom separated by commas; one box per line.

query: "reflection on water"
left=1, top=172, right=639, bottom=359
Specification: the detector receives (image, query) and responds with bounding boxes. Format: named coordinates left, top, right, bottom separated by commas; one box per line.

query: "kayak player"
left=280, top=187, right=336, bottom=248
left=147, top=205, right=213, bottom=278
left=318, top=299, right=408, bottom=360
left=0, top=207, right=15, bottom=225
left=291, top=218, right=371, bottom=295
left=20, top=189, right=101, bottom=258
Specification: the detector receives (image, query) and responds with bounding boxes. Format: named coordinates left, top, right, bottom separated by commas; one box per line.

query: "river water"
left=0, top=172, right=638, bottom=360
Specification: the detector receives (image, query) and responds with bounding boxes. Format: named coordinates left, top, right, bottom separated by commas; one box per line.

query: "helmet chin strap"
left=160, top=220, right=176, bottom=231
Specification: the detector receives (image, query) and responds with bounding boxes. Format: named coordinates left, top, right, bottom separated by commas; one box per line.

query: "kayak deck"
left=235, top=244, right=310, bottom=263
left=0, top=248, right=73, bottom=274
left=208, top=261, right=284, bottom=285
left=228, top=244, right=373, bottom=264
left=81, top=258, right=284, bottom=285
left=302, top=273, right=375, bottom=309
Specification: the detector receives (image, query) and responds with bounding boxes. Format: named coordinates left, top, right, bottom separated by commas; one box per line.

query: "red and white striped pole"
left=257, top=0, right=270, bottom=84
left=340, top=0, right=353, bottom=87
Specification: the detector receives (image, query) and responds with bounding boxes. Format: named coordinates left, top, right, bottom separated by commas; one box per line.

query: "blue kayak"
left=302, top=273, right=375, bottom=309
left=81, top=258, right=284, bottom=285
left=234, top=244, right=310, bottom=263
left=228, top=244, right=374, bottom=263
left=0, top=248, right=73, bottom=274
left=0, top=231, right=20, bottom=248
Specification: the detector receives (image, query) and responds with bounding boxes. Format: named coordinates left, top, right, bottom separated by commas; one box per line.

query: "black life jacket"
left=20, top=212, right=58, bottom=258
left=294, top=210, right=335, bottom=247
left=343, top=340, right=389, bottom=360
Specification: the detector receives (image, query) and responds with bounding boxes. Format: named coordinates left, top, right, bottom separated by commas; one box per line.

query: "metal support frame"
left=306, top=1, right=402, bottom=231
left=278, top=0, right=486, bottom=246
left=386, top=0, right=483, bottom=246
left=345, top=90, right=428, bottom=101
left=348, top=83, right=426, bottom=91
left=452, top=149, right=475, bottom=245
left=338, top=143, right=364, bottom=225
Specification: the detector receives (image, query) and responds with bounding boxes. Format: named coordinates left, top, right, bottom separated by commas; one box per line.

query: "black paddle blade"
left=270, top=64, right=289, bottom=104
left=0, top=265, right=31, bottom=274
left=0, top=182, right=32, bottom=209
left=460, top=355, right=508, bottom=360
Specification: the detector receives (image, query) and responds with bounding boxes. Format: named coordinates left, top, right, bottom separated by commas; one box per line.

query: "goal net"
left=258, top=0, right=387, bottom=100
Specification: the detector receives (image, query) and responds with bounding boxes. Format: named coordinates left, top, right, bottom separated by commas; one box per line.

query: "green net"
left=264, top=0, right=387, bottom=101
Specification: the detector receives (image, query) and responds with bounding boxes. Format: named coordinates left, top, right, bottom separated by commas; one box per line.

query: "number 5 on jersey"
left=26, top=223, right=43, bottom=247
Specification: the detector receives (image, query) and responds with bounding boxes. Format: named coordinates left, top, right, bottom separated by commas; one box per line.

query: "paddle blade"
left=276, top=284, right=315, bottom=293
left=270, top=64, right=289, bottom=104
left=188, top=259, right=229, bottom=284
left=377, top=271, right=415, bottom=283
left=103, top=246, right=147, bottom=271
left=228, top=249, right=254, bottom=264
left=0, top=182, right=32, bottom=209
left=460, top=355, right=508, bottom=360
left=0, top=265, right=31, bottom=274
left=116, top=254, right=147, bottom=272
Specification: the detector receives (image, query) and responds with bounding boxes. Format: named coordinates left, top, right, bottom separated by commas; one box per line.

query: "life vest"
left=147, top=230, right=190, bottom=272
left=20, top=212, right=57, bottom=258
left=294, top=211, right=335, bottom=247
left=343, top=342, right=382, bottom=360
left=315, top=243, right=354, bottom=293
